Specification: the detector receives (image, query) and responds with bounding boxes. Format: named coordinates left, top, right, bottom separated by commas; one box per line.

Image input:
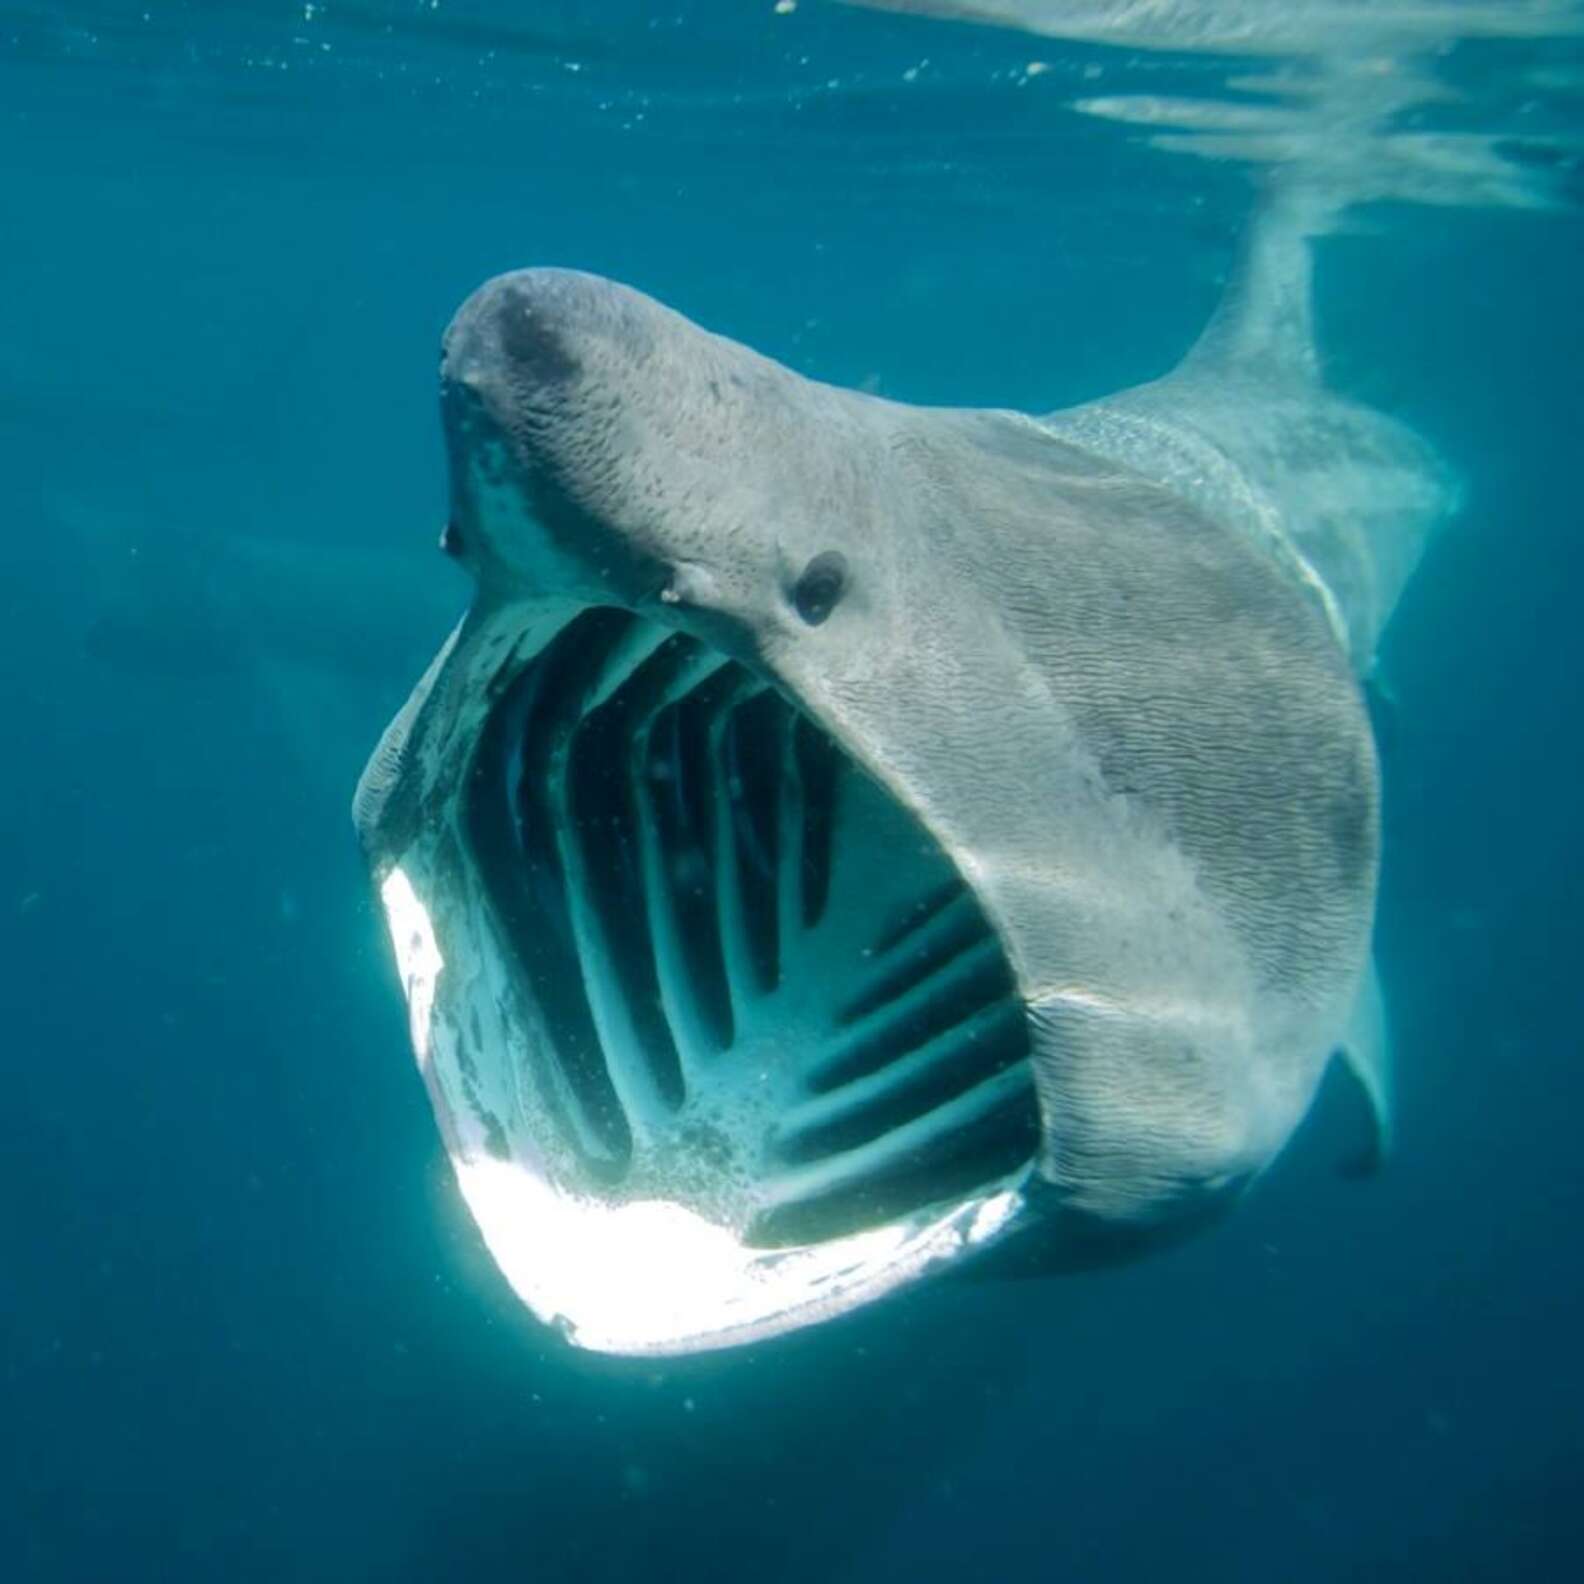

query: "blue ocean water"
left=2, top=2, right=1581, bottom=1579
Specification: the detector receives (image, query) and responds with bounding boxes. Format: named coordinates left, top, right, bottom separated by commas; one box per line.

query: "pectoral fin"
left=1334, top=958, right=1393, bottom=1177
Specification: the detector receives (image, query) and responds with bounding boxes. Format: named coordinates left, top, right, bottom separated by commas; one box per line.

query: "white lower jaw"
left=455, top=1149, right=1025, bottom=1355
left=381, top=862, right=1028, bottom=1355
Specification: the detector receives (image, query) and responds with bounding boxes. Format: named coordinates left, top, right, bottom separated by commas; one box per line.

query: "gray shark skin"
left=355, top=202, right=1455, bottom=1353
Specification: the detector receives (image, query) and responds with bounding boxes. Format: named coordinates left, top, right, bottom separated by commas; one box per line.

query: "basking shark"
left=355, top=186, right=1457, bottom=1355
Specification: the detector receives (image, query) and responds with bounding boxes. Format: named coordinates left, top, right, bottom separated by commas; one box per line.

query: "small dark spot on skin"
left=498, top=301, right=581, bottom=385
left=792, top=550, right=848, bottom=626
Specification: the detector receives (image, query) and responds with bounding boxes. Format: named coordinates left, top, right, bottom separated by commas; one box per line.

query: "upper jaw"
left=439, top=267, right=907, bottom=623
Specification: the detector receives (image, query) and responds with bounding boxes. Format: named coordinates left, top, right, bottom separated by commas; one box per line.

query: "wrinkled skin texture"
left=424, top=268, right=1381, bottom=1244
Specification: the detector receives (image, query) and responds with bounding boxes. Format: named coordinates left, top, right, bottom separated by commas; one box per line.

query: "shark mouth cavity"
left=375, top=603, right=1041, bottom=1354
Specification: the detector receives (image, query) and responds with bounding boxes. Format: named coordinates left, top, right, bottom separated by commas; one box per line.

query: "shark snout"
left=438, top=269, right=824, bottom=628
left=441, top=269, right=598, bottom=411
left=438, top=270, right=658, bottom=599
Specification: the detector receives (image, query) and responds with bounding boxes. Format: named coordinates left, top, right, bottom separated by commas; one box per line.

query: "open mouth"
left=379, top=602, right=1041, bottom=1351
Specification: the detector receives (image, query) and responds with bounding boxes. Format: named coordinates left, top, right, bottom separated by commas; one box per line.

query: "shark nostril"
left=792, top=550, right=848, bottom=626
left=665, top=562, right=719, bottom=607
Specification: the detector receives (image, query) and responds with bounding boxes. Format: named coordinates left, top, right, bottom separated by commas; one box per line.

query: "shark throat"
left=467, top=605, right=1038, bottom=1242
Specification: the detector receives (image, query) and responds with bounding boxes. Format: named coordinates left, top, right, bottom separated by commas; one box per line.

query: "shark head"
left=356, top=268, right=1379, bottom=1355
left=437, top=268, right=904, bottom=661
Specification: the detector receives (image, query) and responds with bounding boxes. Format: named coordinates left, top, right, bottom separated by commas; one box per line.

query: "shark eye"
left=792, top=551, right=848, bottom=626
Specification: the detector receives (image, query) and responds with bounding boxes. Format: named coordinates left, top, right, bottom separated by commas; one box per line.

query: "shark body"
left=354, top=192, right=1456, bottom=1353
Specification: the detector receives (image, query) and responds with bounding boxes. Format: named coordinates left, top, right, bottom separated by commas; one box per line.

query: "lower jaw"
left=379, top=601, right=1042, bottom=1353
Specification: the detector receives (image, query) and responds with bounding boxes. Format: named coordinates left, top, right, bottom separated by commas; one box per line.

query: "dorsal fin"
left=1180, top=179, right=1336, bottom=382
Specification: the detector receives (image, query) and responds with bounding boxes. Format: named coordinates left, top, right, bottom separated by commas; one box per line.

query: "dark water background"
left=2, top=3, right=1581, bottom=1579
